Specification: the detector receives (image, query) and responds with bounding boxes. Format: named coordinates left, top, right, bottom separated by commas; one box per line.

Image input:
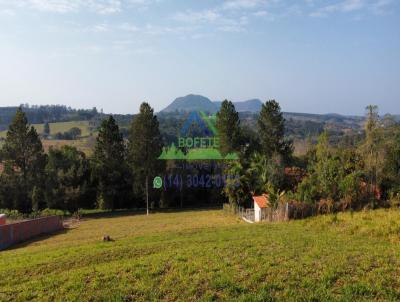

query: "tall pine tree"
left=1, top=107, right=46, bottom=212
left=46, top=146, right=92, bottom=211
left=360, top=105, right=383, bottom=199
left=216, top=100, right=241, bottom=156
left=128, top=103, right=162, bottom=215
left=258, top=100, right=292, bottom=161
left=92, top=116, right=127, bottom=210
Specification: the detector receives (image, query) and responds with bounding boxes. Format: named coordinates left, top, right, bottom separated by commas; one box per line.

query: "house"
left=252, top=194, right=269, bottom=222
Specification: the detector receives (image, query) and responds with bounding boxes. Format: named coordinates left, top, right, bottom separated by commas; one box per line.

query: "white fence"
left=237, top=203, right=291, bottom=223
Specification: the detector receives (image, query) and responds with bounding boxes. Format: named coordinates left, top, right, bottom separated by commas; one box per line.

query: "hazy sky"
left=0, top=0, right=399, bottom=115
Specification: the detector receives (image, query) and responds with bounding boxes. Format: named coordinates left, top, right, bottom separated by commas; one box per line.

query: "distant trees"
left=54, top=127, right=82, bottom=140
left=92, top=116, right=129, bottom=210
left=0, top=105, right=99, bottom=130
left=128, top=103, right=162, bottom=215
left=69, top=127, right=82, bottom=139
left=216, top=100, right=241, bottom=156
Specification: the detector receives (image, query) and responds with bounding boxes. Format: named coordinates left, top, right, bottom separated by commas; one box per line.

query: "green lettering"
left=214, top=137, right=220, bottom=148
left=186, top=137, right=193, bottom=148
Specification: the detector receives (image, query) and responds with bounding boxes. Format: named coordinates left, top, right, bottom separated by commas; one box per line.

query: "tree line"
left=0, top=104, right=99, bottom=131
left=0, top=103, right=161, bottom=213
left=0, top=101, right=399, bottom=214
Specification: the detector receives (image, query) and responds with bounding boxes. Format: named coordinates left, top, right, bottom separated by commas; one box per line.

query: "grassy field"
left=1, top=209, right=400, bottom=301
left=0, top=120, right=91, bottom=138
left=0, top=120, right=95, bottom=154
left=41, top=137, right=96, bottom=155
left=34, top=120, right=91, bottom=137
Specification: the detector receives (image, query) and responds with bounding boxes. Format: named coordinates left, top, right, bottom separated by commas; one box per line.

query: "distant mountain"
left=214, top=99, right=263, bottom=112
left=161, top=94, right=263, bottom=113
left=161, top=94, right=218, bottom=113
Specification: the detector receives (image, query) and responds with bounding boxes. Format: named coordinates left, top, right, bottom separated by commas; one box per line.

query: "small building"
left=0, top=214, right=6, bottom=226
left=252, top=195, right=269, bottom=222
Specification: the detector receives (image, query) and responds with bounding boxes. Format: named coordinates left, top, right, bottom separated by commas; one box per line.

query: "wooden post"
left=146, top=175, right=149, bottom=216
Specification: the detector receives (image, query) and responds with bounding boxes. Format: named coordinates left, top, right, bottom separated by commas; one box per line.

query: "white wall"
left=254, top=202, right=261, bottom=222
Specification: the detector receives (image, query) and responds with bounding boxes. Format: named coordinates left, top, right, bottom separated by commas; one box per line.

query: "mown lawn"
left=1, top=209, right=400, bottom=301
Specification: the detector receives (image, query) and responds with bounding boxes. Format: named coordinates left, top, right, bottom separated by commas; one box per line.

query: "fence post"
left=285, top=202, right=289, bottom=221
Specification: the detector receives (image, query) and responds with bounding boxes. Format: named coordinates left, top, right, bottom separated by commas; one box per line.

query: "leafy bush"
left=38, top=208, right=69, bottom=217
left=296, top=174, right=319, bottom=204
left=0, top=208, right=69, bottom=221
left=0, top=209, right=24, bottom=220
left=389, top=191, right=400, bottom=208
left=338, top=172, right=363, bottom=210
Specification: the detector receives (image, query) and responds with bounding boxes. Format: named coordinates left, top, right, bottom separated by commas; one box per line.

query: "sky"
left=0, top=0, right=399, bottom=115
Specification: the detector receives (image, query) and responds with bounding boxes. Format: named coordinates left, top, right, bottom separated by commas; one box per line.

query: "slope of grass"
left=1, top=209, right=400, bottom=301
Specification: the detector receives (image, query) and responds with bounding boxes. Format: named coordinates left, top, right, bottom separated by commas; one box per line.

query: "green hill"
left=161, top=94, right=218, bottom=113
left=1, top=208, right=400, bottom=301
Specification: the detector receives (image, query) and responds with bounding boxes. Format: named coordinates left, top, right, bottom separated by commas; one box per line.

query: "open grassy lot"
left=1, top=209, right=400, bottom=301
left=33, top=120, right=91, bottom=136
left=0, top=120, right=91, bottom=138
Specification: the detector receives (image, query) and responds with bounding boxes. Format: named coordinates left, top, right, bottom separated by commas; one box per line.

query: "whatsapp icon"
left=153, top=176, right=163, bottom=189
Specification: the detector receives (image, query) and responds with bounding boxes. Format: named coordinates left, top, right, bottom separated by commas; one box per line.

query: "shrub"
left=389, top=191, right=400, bottom=208
left=0, top=209, right=25, bottom=220
left=0, top=208, right=69, bottom=221
left=39, top=208, right=69, bottom=217
left=339, top=172, right=362, bottom=210
left=317, top=198, right=335, bottom=214
left=296, top=174, right=319, bottom=204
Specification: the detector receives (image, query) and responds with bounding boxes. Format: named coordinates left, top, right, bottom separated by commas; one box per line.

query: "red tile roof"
left=253, top=195, right=269, bottom=208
